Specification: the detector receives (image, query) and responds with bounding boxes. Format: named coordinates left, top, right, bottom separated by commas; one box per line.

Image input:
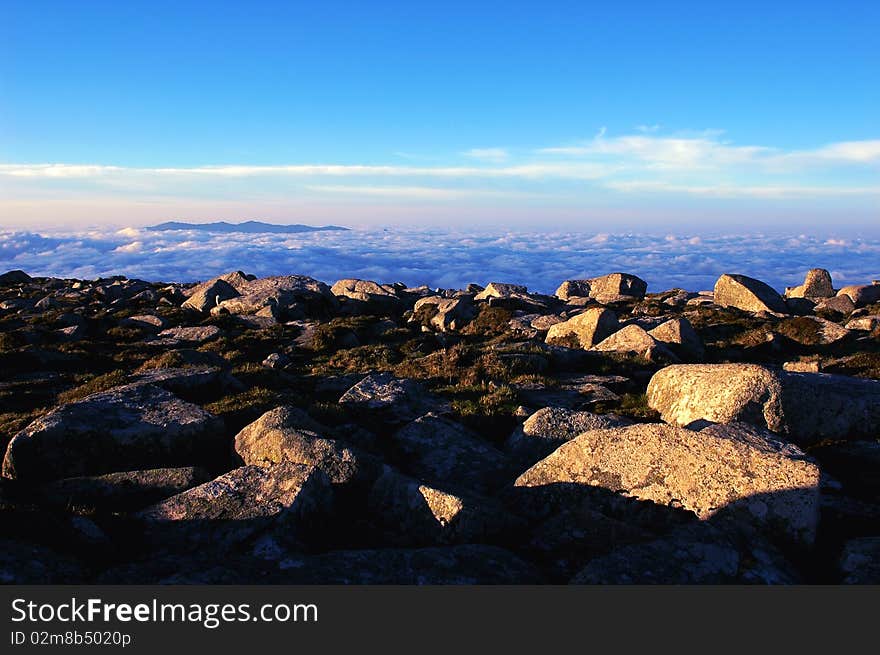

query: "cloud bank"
left=2, top=226, right=878, bottom=295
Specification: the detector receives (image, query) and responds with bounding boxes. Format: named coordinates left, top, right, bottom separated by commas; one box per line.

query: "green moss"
left=57, top=369, right=128, bottom=404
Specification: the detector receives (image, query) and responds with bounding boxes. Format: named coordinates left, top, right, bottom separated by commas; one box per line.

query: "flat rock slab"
left=152, top=325, right=222, bottom=344
left=647, top=363, right=880, bottom=445
left=338, top=373, right=447, bottom=422
left=2, top=383, right=226, bottom=481
left=515, top=422, right=820, bottom=544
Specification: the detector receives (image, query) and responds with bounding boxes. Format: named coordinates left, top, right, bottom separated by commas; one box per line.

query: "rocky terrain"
left=1, top=266, right=879, bottom=584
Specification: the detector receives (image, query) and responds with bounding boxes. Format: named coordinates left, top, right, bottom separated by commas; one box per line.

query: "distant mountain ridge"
left=147, top=220, right=349, bottom=234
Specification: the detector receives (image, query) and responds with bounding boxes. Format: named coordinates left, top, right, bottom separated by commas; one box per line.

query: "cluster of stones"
left=1, top=265, right=879, bottom=584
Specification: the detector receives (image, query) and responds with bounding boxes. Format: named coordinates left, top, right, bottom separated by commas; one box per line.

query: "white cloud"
left=3, top=226, right=879, bottom=295
left=604, top=180, right=880, bottom=198
left=305, top=185, right=532, bottom=199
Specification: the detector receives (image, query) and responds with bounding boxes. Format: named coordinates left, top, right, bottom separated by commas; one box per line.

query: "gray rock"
left=648, top=317, right=705, bottom=360
left=213, top=275, right=337, bottom=321
left=411, top=295, right=477, bottom=332
left=714, top=274, right=788, bottom=314
left=331, top=278, right=402, bottom=313
left=592, top=324, right=677, bottom=362
left=120, top=314, right=167, bottom=330
left=515, top=422, right=820, bottom=544
left=392, top=413, right=511, bottom=495
left=2, top=383, right=226, bottom=481
left=40, top=467, right=211, bottom=512
left=837, top=284, right=880, bottom=308
left=555, top=279, right=591, bottom=300
left=338, top=373, right=446, bottom=422
left=234, top=406, right=379, bottom=487
left=647, top=363, right=880, bottom=445
left=154, top=325, right=221, bottom=344
left=181, top=278, right=240, bottom=312
left=845, top=315, right=880, bottom=331
left=545, top=307, right=619, bottom=348
left=587, top=273, right=647, bottom=303
left=814, top=294, right=856, bottom=316
left=785, top=268, right=835, bottom=299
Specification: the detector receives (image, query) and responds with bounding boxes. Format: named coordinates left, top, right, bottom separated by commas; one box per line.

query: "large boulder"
left=136, top=463, right=332, bottom=551
left=367, top=467, right=519, bottom=546
left=391, top=413, right=511, bottom=495
left=514, top=422, right=820, bottom=544
left=234, top=406, right=379, bottom=488
left=338, top=373, right=446, bottom=423
left=785, top=268, right=835, bottom=299
left=837, top=284, right=880, bottom=308
left=545, top=307, right=618, bottom=349
left=714, top=274, right=788, bottom=314
left=181, top=278, right=240, bottom=313
left=591, top=324, right=677, bottom=362
left=213, top=275, right=337, bottom=321
left=331, top=279, right=402, bottom=313
left=506, top=407, right=630, bottom=465
left=2, top=384, right=226, bottom=481
left=40, top=467, right=211, bottom=512
left=648, top=317, right=705, bottom=360
left=646, top=364, right=880, bottom=445
left=411, top=296, right=477, bottom=332
left=555, top=279, right=591, bottom=301
left=587, top=273, right=647, bottom=303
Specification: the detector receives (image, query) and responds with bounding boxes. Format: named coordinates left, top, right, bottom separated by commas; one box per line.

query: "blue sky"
left=1, top=1, right=878, bottom=230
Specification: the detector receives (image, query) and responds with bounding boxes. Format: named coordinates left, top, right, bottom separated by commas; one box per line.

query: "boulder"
left=213, top=275, right=337, bottom=321
left=815, top=294, right=856, bottom=316
left=136, top=463, right=332, bottom=550
left=506, top=407, right=630, bottom=465
left=234, top=406, right=379, bottom=487
left=646, top=363, right=880, bottom=445
left=40, top=467, right=211, bottom=512
left=785, top=268, right=835, bottom=299
left=474, top=282, right=549, bottom=312
left=591, top=324, right=677, bottom=362
left=331, top=279, right=402, bottom=313
left=367, top=467, right=519, bottom=545
left=120, top=314, right=167, bottom=330
left=2, top=383, right=226, bottom=481
left=587, top=273, right=647, bottom=303
left=181, top=278, right=240, bottom=313
left=714, top=274, right=788, bottom=314
left=411, top=296, right=477, bottom=332
left=154, top=325, right=221, bottom=344
left=774, top=316, right=851, bottom=345
left=391, top=413, right=511, bottom=495
left=0, top=270, right=32, bottom=286
left=648, top=317, right=705, bottom=360
left=514, top=422, right=820, bottom=544
left=837, top=284, right=880, bottom=308
left=555, top=279, right=591, bottom=300
left=845, top=315, right=880, bottom=331
left=545, top=307, right=618, bottom=349
left=338, top=373, right=446, bottom=423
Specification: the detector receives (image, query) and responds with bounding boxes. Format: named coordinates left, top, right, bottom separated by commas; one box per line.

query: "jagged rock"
left=838, top=537, right=880, bottom=583
left=785, top=268, right=835, bottom=299
left=814, top=294, right=856, bottom=316
left=587, top=273, right=647, bottom=303
left=592, top=324, right=677, bottom=362
left=338, top=373, right=446, bottom=422
left=212, top=275, right=337, bottom=321
left=331, top=279, right=402, bottom=313
left=270, top=544, right=544, bottom=584
left=648, top=317, right=705, bottom=360
left=515, top=422, right=820, bottom=544
left=40, top=467, right=211, bottom=512
left=391, top=413, right=511, bottom=495
left=714, top=274, right=788, bottom=314
left=555, top=279, right=591, bottom=300
left=646, top=363, right=880, bottom=445
left=411, top=296, right=477, bottom=332
left=474, top=282, right=549, bottom=311
left=545, top=307, right=618, bottom=348
left=2, top=383, right=226, bottom=481
left=182, top=278, right=240, bottom=313
left=120, top=314, right=167, bottom=330
left=0, top=270, right=32, bottom=286
left=154, top=325, right=221, bottom=344
left=846, top=315, right=880, bottom=331
left=367, top=467, right=519, bottom=545
left=136, top=463, right=332, bottom=551
left=234, top=406, right=379, bottom=487
left=837, top=284, right=880, bottom=308
left=506, top=407, right=630, bottom=465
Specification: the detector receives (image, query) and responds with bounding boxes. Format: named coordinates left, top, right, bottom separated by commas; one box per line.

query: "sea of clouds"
left=1, top=226, right=879, bottom=295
